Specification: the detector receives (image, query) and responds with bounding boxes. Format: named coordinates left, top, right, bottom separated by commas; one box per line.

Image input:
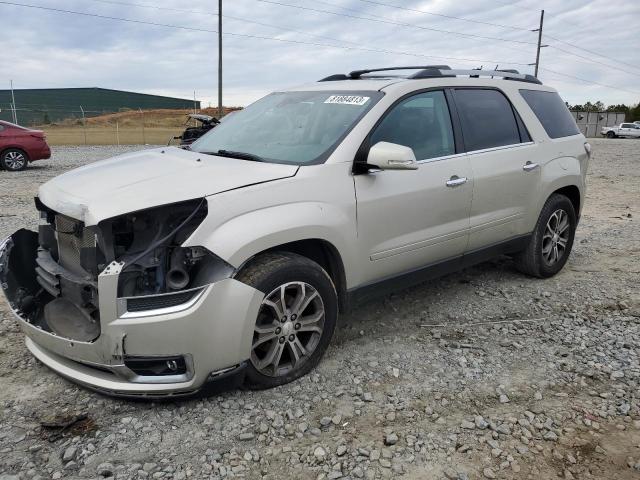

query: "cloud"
left=1, top=0, right=639, bottom=106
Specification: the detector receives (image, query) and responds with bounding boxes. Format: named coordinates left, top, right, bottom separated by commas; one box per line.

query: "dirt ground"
left=34, top=107, right=239, bottom=146
left=0, top=138, right=638, bottom=480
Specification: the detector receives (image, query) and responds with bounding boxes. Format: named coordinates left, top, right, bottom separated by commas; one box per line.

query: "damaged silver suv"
left=0, top=66, right=590, bottom=397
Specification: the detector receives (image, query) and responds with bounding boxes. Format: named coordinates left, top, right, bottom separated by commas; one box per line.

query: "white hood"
left=38, top=147, right=299, bottom=225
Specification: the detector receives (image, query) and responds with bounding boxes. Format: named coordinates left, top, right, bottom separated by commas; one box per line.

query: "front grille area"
left=55, top=215, right=96, bottom=276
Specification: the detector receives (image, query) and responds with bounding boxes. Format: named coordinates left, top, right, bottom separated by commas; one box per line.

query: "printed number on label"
left=324, top=95, right=370, bottom=106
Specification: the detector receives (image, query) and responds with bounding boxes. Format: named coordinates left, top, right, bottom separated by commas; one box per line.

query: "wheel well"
left=1, top=147, right=29, bottom=160
left=263, top=239, right=348, bottom=313
left=553, top=185, right=581, bottom=215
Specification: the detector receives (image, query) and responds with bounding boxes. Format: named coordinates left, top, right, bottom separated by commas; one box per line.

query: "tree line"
left=566, top=101, right=640, bottom=121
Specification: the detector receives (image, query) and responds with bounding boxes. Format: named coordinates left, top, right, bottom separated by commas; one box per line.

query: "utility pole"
left=531, top=10, right=548, bottom=78
left=80, top=105, right=88, bottom=145
left=217, top=0, right=223, bottom=118
left=10, top=80, right=18, bottom=124
left=139, top=108, right=146, bottom=145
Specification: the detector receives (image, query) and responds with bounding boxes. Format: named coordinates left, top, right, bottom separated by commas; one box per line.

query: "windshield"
left=191, top=90, right=383, bottom=165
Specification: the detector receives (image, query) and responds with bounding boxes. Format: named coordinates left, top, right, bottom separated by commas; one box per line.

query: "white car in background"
left=601, top=123, right=640, bottom=138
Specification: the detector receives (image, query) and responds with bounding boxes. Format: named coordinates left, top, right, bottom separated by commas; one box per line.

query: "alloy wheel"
left=251, top=281, right=325, bottom=377
left=542, top=209, right=570, bottom=266
left=4, top=151, right=26, bottom=170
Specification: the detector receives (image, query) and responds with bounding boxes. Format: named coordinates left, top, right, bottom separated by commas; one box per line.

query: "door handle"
left=523, top=162, right=539, bottom=172
left=446, top=175, right=468, bottom=187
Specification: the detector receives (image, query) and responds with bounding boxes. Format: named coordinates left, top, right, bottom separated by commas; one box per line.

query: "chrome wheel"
left=251, top=281, right=325, bottom=377
left=3, top=150, right=26, bottom=170
left=542, top=209, right=570, bottom=266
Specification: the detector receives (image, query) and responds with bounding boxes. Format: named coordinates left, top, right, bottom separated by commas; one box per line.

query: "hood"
left=38, top=147, right=298, bottom=225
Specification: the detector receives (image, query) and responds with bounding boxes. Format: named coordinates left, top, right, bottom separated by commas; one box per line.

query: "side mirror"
left=366, top=141, right=418, bottom=170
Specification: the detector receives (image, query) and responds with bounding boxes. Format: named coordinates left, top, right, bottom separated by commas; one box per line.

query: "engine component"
left=166, top=248, right=190, bottom=290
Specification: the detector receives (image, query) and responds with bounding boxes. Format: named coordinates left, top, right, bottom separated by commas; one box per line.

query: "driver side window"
left=370, top=90, right=455, bottom=161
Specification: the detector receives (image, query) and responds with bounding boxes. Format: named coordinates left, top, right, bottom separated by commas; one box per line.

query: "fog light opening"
left=124, top=355, right=187, bottom=376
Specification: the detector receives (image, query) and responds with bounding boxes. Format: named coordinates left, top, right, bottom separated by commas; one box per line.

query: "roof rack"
left=318, top=65, right=451, bottom=82
left=318, top=66, right=542, bottom=85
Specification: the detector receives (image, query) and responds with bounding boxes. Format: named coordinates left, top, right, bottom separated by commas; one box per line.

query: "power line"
left=540, top=68, right=640, bottom=96
left=255, top=0, right=537, bottom=46
left=88, top=0, right=536, bottom=61
left=4, top=0, right=636, bottom=97
left=80, top=0, right=211, bottom=16
left=545, top=34, right=640, bottom=72
left=82, top=0, right=373, bottom=48
left=0, top=1, right=531, bottom=66
left=351, top=0, right=531, bottom=31
left=547, top=45, right=640, bottom=78
left=489, top=0, right=587, bottom=31
left=491, top=0, right=639, bottom=71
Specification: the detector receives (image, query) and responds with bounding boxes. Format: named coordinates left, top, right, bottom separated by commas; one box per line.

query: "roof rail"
left=318, top=66, right=542, bottom=84
left=318, top=66, right=449, bottom=82
left=348, top=65, right=451, bottom=79
left=318, top=74, right=350, bottom=82
left=445, top=69, right=542, bottom=84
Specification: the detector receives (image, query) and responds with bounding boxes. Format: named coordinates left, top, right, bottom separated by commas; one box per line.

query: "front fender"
left=185, top=201, right=356, bottom=280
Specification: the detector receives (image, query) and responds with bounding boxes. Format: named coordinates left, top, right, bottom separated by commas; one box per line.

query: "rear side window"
left=519, top=90, right=580, bottom=139
left=453, top=89, right=521, bottom=151
left=621, top=123, right=634, bottom=128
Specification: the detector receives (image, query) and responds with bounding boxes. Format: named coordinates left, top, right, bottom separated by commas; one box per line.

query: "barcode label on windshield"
left=324, top=95, right=370, bottom=106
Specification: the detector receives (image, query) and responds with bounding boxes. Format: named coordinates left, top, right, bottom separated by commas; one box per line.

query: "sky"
left=1, top=0, right=639, bottom=108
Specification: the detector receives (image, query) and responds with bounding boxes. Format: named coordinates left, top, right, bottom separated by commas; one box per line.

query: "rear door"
left=452, top=88, right=540, bottom=251
left=354, top=89, right=473, bottom=284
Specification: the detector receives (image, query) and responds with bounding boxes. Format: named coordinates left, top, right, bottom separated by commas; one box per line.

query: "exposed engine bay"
left=0, top=197, right=234, bottom=343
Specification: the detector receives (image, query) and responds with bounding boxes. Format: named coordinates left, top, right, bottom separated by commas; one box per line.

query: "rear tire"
left=606, top=131, right=616, bottom=139
left=515, top=194, right=577, bottom=278
left=235, top=252, right=338, bottom=389
left=0, top=148, right=29, bottom=171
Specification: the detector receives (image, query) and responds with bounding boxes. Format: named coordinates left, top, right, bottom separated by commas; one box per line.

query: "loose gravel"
left=0, top=140, right=639, bottom=480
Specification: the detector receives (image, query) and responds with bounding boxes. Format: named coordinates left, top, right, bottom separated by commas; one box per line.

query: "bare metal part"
left=166, top=248, right=189, bottom=290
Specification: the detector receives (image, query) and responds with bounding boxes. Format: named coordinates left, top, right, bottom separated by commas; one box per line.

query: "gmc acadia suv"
left=0, top=66, right=590, bottom=397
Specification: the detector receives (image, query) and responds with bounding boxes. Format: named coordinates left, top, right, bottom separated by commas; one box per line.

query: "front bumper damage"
left=0, top=233, right=263, bottom=398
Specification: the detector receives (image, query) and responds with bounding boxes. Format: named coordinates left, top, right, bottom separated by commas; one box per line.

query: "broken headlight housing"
left=99, top=198, right=234, bottom=299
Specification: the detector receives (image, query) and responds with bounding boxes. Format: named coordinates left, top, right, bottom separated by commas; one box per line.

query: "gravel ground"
left=0, top=140, right=639, bottom=480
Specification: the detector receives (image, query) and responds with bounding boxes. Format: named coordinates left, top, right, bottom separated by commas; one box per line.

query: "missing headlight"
left=97, top=199, right=234, bottom=297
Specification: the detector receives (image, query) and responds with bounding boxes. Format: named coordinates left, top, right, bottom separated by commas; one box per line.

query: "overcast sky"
left=1, top=0, right=639, bottom=108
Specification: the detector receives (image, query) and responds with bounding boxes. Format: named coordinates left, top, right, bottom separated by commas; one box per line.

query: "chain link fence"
left=0, top=104, right=230, bottom=145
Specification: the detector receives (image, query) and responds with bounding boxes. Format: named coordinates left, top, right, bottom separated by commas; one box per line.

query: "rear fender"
left=539, top=156, right=584, bottom=215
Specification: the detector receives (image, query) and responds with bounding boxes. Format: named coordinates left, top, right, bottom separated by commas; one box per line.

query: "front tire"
left=606, top=131, right=616, bottom=139
left=0, top=149, right=29, bottom=171
left=235, top=252, right=338, bottom=389
left=515, top=194, right=577, bottom=278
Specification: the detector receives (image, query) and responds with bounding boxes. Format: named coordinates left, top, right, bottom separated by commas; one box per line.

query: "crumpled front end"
left=0, top=198, right=263, bottom=397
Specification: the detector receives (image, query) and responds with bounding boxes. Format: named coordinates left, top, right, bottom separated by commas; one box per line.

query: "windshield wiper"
left=208, top=149, right=265, bottom=162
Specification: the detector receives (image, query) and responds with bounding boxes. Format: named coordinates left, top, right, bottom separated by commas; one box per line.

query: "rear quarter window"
left=519, top=90, right=580, bottom=139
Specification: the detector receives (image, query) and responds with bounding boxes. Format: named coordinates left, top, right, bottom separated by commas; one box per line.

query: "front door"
left=354, top=90, right=473, bottom=285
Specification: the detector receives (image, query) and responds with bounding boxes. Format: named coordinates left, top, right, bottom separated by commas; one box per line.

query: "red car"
left=0, top=120, right=51, bottom=171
